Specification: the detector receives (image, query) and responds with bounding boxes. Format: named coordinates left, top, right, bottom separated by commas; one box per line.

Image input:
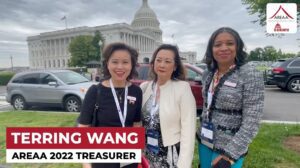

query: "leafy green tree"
left=277, top=49, right=283, bottom=58
left=248, top=46, right=298, bottom=61
left=283, top=53, right=297, bottom=58
left=262, top=46, right=277, bottom=61
left=68, top=35, right=97, bottom=67
left=248, top=47, right=263, bottom=61
left=92, top=30, right=105, bottom=65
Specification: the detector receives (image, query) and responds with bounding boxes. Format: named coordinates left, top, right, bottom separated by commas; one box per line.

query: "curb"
left=264, top=85, right=277, bottom=88
left=261, top=120, right=300, bottom=124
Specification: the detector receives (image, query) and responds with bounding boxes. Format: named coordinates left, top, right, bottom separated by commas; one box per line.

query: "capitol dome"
left=131, top=0, right=160, bottom=30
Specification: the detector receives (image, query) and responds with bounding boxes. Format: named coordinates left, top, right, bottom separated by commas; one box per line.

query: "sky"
left=0, top=0, right=299, bottom=68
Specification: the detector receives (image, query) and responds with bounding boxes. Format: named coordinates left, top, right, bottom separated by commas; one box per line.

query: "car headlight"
left=80, top=88, right=88, bottom=93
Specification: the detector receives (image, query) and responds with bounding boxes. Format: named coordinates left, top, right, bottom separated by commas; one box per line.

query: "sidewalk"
left=0, top=85, right=6, bottom=95
left=0, top=165, right=11, bottom=168
left=0, top=95, right=6, bottom=101
left=0, top=86, right=8, bottom=106
left=0, top=95, right=9, bottom=106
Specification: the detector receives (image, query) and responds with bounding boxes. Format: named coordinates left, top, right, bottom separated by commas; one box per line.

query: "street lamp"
left=10, top=55, right=14, bottom=72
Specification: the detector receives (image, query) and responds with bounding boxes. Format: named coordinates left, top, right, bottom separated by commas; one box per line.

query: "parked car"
left=6, top=70, right=96, bottom=112
left=195, top=63, right=207, bottom=70
left=267, top=57, right=300, bottom=92
left=265, top=59, right=286, bottom=85
left=131, top=63, right=204, bottom=115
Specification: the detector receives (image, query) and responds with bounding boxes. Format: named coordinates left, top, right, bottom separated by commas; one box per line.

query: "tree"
left=262, top=46, right=277, bottom=61
left=248, top=47, right=263, bottom=61
left=92, top=30, right=105, bottom=66
left=283, top=53, right=297, bottom=58
left=248, top=46, right=298, bottom=61
left=68, top=35, right=97, bottom=67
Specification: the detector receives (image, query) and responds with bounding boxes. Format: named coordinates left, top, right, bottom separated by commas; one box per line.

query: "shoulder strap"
left=94, top=84, right=101, bottom=108
left=92, top=83, right=101, bottom=126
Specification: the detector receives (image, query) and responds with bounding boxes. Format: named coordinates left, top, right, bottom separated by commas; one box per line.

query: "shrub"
left=0, top=71, right=15, bottom=85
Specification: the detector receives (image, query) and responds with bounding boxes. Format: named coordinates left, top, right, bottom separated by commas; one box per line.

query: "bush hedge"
left=0, top=71, right=15, bottom=85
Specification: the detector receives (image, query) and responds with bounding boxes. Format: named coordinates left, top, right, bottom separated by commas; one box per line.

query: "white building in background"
left=27, top=0, right=196, bottom=69
left=180, top=51, right=197, bottom=63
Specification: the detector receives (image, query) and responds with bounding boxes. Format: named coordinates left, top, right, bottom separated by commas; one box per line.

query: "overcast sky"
left=0, top=0, right=299, bottom=68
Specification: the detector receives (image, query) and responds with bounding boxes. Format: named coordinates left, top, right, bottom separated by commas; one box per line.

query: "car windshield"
left=53, top=71, right=89, bottom=85
left=271, top=61, right=284, bottom=68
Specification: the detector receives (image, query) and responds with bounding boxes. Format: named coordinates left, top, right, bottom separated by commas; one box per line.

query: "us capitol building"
left=27, top=0, right=196, bottom=69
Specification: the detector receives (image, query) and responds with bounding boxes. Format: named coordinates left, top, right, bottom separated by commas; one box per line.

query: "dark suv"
left=131, top=63, right=204, bottom=114
left=268, top=57, right=300, bottom=93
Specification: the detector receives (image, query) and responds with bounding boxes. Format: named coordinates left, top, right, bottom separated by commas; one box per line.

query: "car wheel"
left=64, top=96, right=81, bottom=112
left=287, top=77, right=300, bottom=93
left=12, top=95, right=28, bottom=110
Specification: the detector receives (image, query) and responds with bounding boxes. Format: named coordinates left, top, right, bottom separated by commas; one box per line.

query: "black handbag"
left=76, top=84, right=102, bottom=127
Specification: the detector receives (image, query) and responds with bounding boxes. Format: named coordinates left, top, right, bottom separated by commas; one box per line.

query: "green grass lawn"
left=1, top=111, right=300, bottom=168
left=0, top=111, right=81, bottom=168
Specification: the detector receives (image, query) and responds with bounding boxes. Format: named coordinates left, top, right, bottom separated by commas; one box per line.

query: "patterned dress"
left=142, top=94, right=179, bottom=168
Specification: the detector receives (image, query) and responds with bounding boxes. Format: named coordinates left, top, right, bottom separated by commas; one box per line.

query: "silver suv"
left=6, top=70, right=95, bottom=112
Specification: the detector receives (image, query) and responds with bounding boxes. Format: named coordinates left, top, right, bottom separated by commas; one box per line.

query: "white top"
left=140, top=80, right=196, bottom=168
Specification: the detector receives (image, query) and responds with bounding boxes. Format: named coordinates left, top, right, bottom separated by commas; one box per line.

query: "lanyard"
left=150, top=83, right=159, bottom=125
left=206, top=71, right=221, bottom=120
left=109, top=79, right=128, bottom=127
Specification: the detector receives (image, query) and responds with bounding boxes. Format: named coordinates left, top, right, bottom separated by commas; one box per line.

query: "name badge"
left=146, top=129, right=160, bottom=154
left=127, top=96, right=136, bottom=104
left=224, top=80, right=237, bottom=87
left=127, top=96, right=136, bottom=101
left=147, top=136, right=158, bottom=146
left=200, top=121, right=214, bottom=149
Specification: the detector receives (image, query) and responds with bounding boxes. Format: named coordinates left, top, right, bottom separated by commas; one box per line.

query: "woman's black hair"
left=204, top=27, right=247, bottom=71
left=102, top=42, right=138, bottom=80
left=149, top=44, right=186, bottom=81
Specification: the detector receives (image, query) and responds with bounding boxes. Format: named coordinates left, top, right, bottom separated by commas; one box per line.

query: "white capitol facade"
left=27, top=0, right=196, bottom=69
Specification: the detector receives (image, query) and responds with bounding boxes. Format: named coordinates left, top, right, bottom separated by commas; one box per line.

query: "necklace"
left=116, top=89, right=125, bottom=102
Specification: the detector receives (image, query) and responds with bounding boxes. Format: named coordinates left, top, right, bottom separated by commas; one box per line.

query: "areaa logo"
left=269, top=5, right=294, bottom=20
left=266, top=3, right=297, bottom=33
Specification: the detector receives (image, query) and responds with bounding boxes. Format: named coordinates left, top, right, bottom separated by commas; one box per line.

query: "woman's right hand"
left=82, top=163, right=91, bottom=168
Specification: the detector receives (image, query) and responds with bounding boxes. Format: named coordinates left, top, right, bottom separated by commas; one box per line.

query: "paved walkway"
left=0, top=101, right=9, bottom=106
left=0, top=86, right=9, bottom=106
left=0, top=94, right=9, bottom=109
left=0, top=86, right=6, bottom=95
left=0, top=95, right=5, bottom=100
left=0, top=165, right=11, bottom=168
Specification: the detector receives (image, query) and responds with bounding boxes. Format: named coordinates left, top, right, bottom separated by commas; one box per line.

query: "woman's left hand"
left=212, top=155, right=234, bottom=167
left=133, top=122, right=142, bottom=127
